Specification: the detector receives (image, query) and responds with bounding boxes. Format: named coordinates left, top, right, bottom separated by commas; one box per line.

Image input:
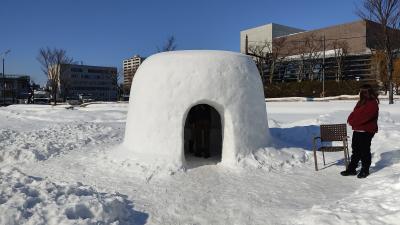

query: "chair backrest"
left=320, top=124, right=347, bottom=142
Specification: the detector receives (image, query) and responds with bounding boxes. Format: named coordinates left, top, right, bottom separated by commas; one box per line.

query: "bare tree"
left=113, top=67, right=124, bottom=100
left=59, top=75, right=72, bottom=102
left=269, top=37, right=288, bottom=83
left=248, top=41, right=272, bottom=84
left=304, top=34, right=323, bottom=81
left=37, top=47, right=73, bottom=105
left=372, top=50, right=390, bottom=93
left=331, top=40, right=349, bottom=81
left=290, top=40, right=308, bottom=82
left=393, top=58, right=400, bottom=93
left=357, top=0, right=400, bottom=104
left=157, top=35, right=177, bottom=52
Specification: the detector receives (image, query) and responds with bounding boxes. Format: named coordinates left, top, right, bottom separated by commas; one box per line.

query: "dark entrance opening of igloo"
left=184, top=104, right=222, bottom=166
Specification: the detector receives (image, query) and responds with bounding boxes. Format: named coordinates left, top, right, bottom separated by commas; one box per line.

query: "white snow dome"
left=124, top=50, right=270, bottom=168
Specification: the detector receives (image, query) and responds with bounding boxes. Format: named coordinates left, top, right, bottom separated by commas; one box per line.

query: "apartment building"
left=123, top=55, right=145, bottom=95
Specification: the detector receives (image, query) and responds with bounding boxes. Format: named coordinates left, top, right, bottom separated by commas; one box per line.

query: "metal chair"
left=313, top=124, right=350, bottom=171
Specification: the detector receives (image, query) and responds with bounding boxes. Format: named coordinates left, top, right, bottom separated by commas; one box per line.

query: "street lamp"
left=1, top=49, right=11, bottom=106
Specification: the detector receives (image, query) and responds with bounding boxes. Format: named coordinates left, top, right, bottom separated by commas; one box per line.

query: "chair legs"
left=343, top=147, right=350, bottom=170
left=313, top=138, right=319, bottom=171
left=313, top=148, right=318, bottom=171
left=314, top=148, right=350, bottom=171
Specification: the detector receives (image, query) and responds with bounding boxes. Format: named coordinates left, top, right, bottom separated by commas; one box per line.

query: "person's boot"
left=357, top=169, right=369, bottom=179
left=340, top=170, right=357, bottom=176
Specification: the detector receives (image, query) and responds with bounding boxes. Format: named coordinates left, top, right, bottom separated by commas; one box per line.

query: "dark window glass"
left=71, top=68, right=83, bottom=72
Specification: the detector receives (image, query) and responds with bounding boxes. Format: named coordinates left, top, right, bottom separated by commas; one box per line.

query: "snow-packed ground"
left=0, top=100, right=399, bottom=225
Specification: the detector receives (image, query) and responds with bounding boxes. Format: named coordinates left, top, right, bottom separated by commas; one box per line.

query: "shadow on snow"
left=269, top=125, right=320, bottom=150
left=372, top=149, right=400, bottom=173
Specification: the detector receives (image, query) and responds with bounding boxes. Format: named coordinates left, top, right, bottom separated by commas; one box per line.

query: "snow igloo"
left=124, top=50, right=270, bottom=168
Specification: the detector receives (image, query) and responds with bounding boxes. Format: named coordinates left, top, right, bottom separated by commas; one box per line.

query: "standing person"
left=341, top=84, right=379, bottom=178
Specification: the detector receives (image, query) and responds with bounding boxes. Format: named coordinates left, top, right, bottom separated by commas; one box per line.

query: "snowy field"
left=0, top=100, right=400, bottom=225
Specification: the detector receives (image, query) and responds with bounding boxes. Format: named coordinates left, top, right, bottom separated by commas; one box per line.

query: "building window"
left=71, top=68, right=83, bottom=72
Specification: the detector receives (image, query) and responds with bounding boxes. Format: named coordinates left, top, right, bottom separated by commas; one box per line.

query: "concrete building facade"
left=59, top=64, right=118, bottom=101
left=123, top=55, right=145, bottom=94
left=240, top=23, right=304, bottom=53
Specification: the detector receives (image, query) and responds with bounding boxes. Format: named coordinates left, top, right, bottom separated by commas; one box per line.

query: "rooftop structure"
left=240, top=23, right=304, bottom=54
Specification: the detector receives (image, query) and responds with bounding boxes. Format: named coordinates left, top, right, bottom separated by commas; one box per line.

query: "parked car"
left=34, top=98, right=50, bottom=104
left=66, top=96, right=81, bottom=105
left=78, top=94, right=94, bottom=103
left=33, top=90, right=50, bottom=104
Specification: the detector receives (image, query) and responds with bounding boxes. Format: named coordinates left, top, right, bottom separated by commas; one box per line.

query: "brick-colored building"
left=275, top=20, right=400, bottom=55
left=243, top=20, right=400, bottom=82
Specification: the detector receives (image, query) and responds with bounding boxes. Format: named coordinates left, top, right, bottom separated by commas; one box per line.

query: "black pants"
left=348, top=131, right=375, bottom=172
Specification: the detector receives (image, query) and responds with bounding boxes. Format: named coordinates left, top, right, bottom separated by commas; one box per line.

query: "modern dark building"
left=58, top=64, right=118, bottom=101
left=0, top=74, right=31, bottom=105
left=242, top=20, right=400, bottom=83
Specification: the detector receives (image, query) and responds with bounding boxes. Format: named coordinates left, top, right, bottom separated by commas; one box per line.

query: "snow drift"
left=0, top=168, right=147, bottom=225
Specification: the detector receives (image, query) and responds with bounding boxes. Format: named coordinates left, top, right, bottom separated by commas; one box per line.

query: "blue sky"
left=1, top=0, right=360, bottom=85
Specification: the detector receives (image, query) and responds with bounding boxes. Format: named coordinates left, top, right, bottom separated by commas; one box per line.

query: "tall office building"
left=123, top=55, right=145, bottom=95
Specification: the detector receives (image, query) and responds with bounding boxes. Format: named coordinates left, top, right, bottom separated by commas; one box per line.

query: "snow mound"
left=0, top=123, right=123, bottom=164
left=124, top=50, right=270, bottom=168
left=240, top=147, right=311, bottom=172
left=0, top=167, right=147, bottom=225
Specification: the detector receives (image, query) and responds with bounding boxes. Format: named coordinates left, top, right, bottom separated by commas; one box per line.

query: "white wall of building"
left=240, top=23, right=304, bottom=54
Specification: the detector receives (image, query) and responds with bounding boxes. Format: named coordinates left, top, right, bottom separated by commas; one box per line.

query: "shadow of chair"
left=312, top=124, right=350, bottom=171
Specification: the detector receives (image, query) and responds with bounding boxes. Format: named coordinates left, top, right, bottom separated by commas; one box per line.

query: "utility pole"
left=2, top=58, right=4, bottom=106
left=245, top=35, right=249, bottom=55
left=1, top=50, right=11, bottom=106
left=322, top=35, right=326, bottom=98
